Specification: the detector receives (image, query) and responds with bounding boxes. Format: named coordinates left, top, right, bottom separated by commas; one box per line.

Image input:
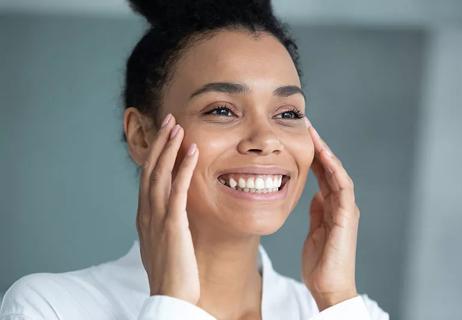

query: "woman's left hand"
left=301, top=116, right=360, bottom=311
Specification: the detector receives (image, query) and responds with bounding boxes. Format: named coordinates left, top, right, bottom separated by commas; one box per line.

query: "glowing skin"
left=163, top=31, right=311, bottom=238
left=125, top=29, right=359, bottom=319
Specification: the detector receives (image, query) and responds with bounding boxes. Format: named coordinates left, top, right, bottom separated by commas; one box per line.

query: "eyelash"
left=204, top=105, right=305, bottom=120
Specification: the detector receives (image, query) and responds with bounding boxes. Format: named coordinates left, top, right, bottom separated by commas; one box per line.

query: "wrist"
left=312, top=289, right=358, bottom=311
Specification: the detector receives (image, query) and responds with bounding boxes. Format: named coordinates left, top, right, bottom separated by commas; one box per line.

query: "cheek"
left=179, top=127, right=233, bottom=181
left=287, top=134, right=314, bottom=174
left=181, top=127, right=231, bottom=157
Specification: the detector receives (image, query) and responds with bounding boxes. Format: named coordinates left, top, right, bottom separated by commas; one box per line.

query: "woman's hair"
left=121, top=0, right=303, bottom=143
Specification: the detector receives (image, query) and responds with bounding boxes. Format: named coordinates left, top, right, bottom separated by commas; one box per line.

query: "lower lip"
left=217, top=178, right=290, bottom=201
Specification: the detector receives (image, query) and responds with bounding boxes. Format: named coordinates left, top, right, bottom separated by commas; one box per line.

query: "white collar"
left=114, top=240, right=307, bottom=319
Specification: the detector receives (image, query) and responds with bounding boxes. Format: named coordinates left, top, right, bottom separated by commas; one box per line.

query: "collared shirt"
left=0, top=240, right=389, bottom=319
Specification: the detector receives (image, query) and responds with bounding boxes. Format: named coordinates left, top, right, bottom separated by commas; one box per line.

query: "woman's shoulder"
left=0, top=250, right=145, bottom=320
left=0, top=271, right=89, bottom=319
left=2, top=259, right=114, bottom=300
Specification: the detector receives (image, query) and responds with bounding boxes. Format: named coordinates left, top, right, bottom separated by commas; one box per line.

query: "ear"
left=123, top=107, right=156, bottom=166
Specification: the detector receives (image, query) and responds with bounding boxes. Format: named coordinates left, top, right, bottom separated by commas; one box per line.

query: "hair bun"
left=127, top=0, right=182, bottom=26
left=127, top=0, right=273, bottom=28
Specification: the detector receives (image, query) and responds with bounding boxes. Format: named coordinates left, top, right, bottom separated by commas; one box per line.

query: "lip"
left=216, top=166, right=291, bottom=178
left=217, top=175, right=290, bottom=201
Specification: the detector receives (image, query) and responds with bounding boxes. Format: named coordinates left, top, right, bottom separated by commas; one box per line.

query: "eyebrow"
left=189, top=82, right=306, bottom=100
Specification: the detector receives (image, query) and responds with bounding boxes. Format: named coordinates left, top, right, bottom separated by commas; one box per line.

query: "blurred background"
left=1, top=1, right=461, bottom=319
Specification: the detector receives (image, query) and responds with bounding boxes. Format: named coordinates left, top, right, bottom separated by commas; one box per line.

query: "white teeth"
left=265, top=176, right=274, bottom=189
left=238, top=177, right=246, bottom=188
left=229, top=178, right=237, bottom=188
left=221, top=174, right=284, bottom=190
left=255, top=177, right=265, bottom=189
left=247, top=177, right=255, bottom=189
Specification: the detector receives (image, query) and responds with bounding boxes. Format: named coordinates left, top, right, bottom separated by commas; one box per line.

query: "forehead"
left=165, top=29, right=301, bottom=97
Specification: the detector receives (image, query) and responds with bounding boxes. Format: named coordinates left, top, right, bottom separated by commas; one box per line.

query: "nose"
left=237, top=118, right=284, bottom=156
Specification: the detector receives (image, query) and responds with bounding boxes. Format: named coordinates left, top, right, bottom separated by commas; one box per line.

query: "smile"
left=217, top=173, right=291, bottom=201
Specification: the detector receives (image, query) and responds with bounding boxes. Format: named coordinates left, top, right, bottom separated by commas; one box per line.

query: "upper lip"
left=217, top=166, right=291, bottom=178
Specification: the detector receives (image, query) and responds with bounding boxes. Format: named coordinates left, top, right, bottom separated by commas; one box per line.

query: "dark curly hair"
left=122, top=0, right=303, bottom=143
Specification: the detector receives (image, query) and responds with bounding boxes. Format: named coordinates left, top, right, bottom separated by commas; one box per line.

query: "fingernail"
left=312, top=126, right=320, bottom=139
left=323, top=141, right=334, bottom=157
left=187, top=143, right=197, bottom=156
left=324, top=147, right=334, bottom=157
left=326, top=166, right=334, bottom=174
left=169, top=124, right=180, bottom=140
left=304, top=116, right=312, bottom=128
left=161, top=113, right=172, bottom=128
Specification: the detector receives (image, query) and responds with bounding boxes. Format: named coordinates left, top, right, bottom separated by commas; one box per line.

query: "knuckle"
left=349, top=177, right=355, bottom=188
left=163, top=217, right=179, bottom=234
left=141, top=167, right=151, bottom=182
left=344, top=174, right=354, bottom=188
left=170, top=181, right=184, bottom=195
left=136, top=214, right=149, bottom=231
left=150, top=169, right=163, bottom=183
left=142, top=160, right=151, bottom=172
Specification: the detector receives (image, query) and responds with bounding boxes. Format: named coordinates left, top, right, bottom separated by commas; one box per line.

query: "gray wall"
left=0, top=13, right=143, bottom=289
left=1, top=14, right=427, bottom=319
left=402, top=27, right=462, bottom=320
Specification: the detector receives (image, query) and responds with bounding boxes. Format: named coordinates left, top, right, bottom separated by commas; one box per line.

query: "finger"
left=321, top=152, right=341, bottom=192
left=308, top=125, right=335, bottom=161
left=166, top=143, right=199, bottom=226
left=149, top=123, right=185, bottom=222
left=304, top=119, right=336, bottom=197
left=318, top=146, right=356, bottom=212
left=326, top=155, right=355, bottom=210
left=138, top=113, right=176, bottom=226
left=306, top=120, right=342, bottom=167
left=304, top=116, right=312, bottom=129
left=308, top=191, right=325, bottom=236
left=310, top=155, right=331, bottom=199
left=307, top=123, right=355, bottom=205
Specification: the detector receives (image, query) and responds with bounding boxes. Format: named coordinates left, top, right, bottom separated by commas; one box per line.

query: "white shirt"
left=0, top=240, right=389, bottom=319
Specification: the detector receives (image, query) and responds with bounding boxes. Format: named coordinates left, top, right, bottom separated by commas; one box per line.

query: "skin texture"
left=124, top=29, right=359, bottom=319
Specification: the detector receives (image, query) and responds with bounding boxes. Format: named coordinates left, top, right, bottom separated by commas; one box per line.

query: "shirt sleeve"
left=309, top=294, right=390, bottom=320
left=137, top=295, right=217, bottom=320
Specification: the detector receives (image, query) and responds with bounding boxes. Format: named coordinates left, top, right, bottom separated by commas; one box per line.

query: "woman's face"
left=159, top=29, right=314, bottom=237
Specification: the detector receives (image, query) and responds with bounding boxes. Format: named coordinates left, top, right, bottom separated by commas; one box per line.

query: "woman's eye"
left=204, top=105, right=304, bottom=120
left=275, top=109, right=305, bottom=120
left=205, top=106, right=235, bottom=117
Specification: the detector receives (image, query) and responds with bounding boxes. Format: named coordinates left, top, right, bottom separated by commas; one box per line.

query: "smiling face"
left=156, top=29, right=314, bottom=237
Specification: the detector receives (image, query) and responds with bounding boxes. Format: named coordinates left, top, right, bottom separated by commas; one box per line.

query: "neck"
left=190, top=219, right=263, bottom=319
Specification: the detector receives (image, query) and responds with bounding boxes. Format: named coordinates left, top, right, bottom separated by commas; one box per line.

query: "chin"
left=228, top=211, right=289, bottom=236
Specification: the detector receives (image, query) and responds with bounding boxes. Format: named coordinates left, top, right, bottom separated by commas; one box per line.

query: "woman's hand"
left=301, top=116, right=360, bottom=311
left=136, top=113, right=201, bottom=305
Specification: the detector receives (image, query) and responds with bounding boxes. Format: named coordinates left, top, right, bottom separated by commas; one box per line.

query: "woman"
left=0, top=0, right=389, bottom=319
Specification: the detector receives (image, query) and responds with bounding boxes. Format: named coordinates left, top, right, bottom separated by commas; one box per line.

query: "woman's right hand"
left=136, top=113, right=201, bottom=305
